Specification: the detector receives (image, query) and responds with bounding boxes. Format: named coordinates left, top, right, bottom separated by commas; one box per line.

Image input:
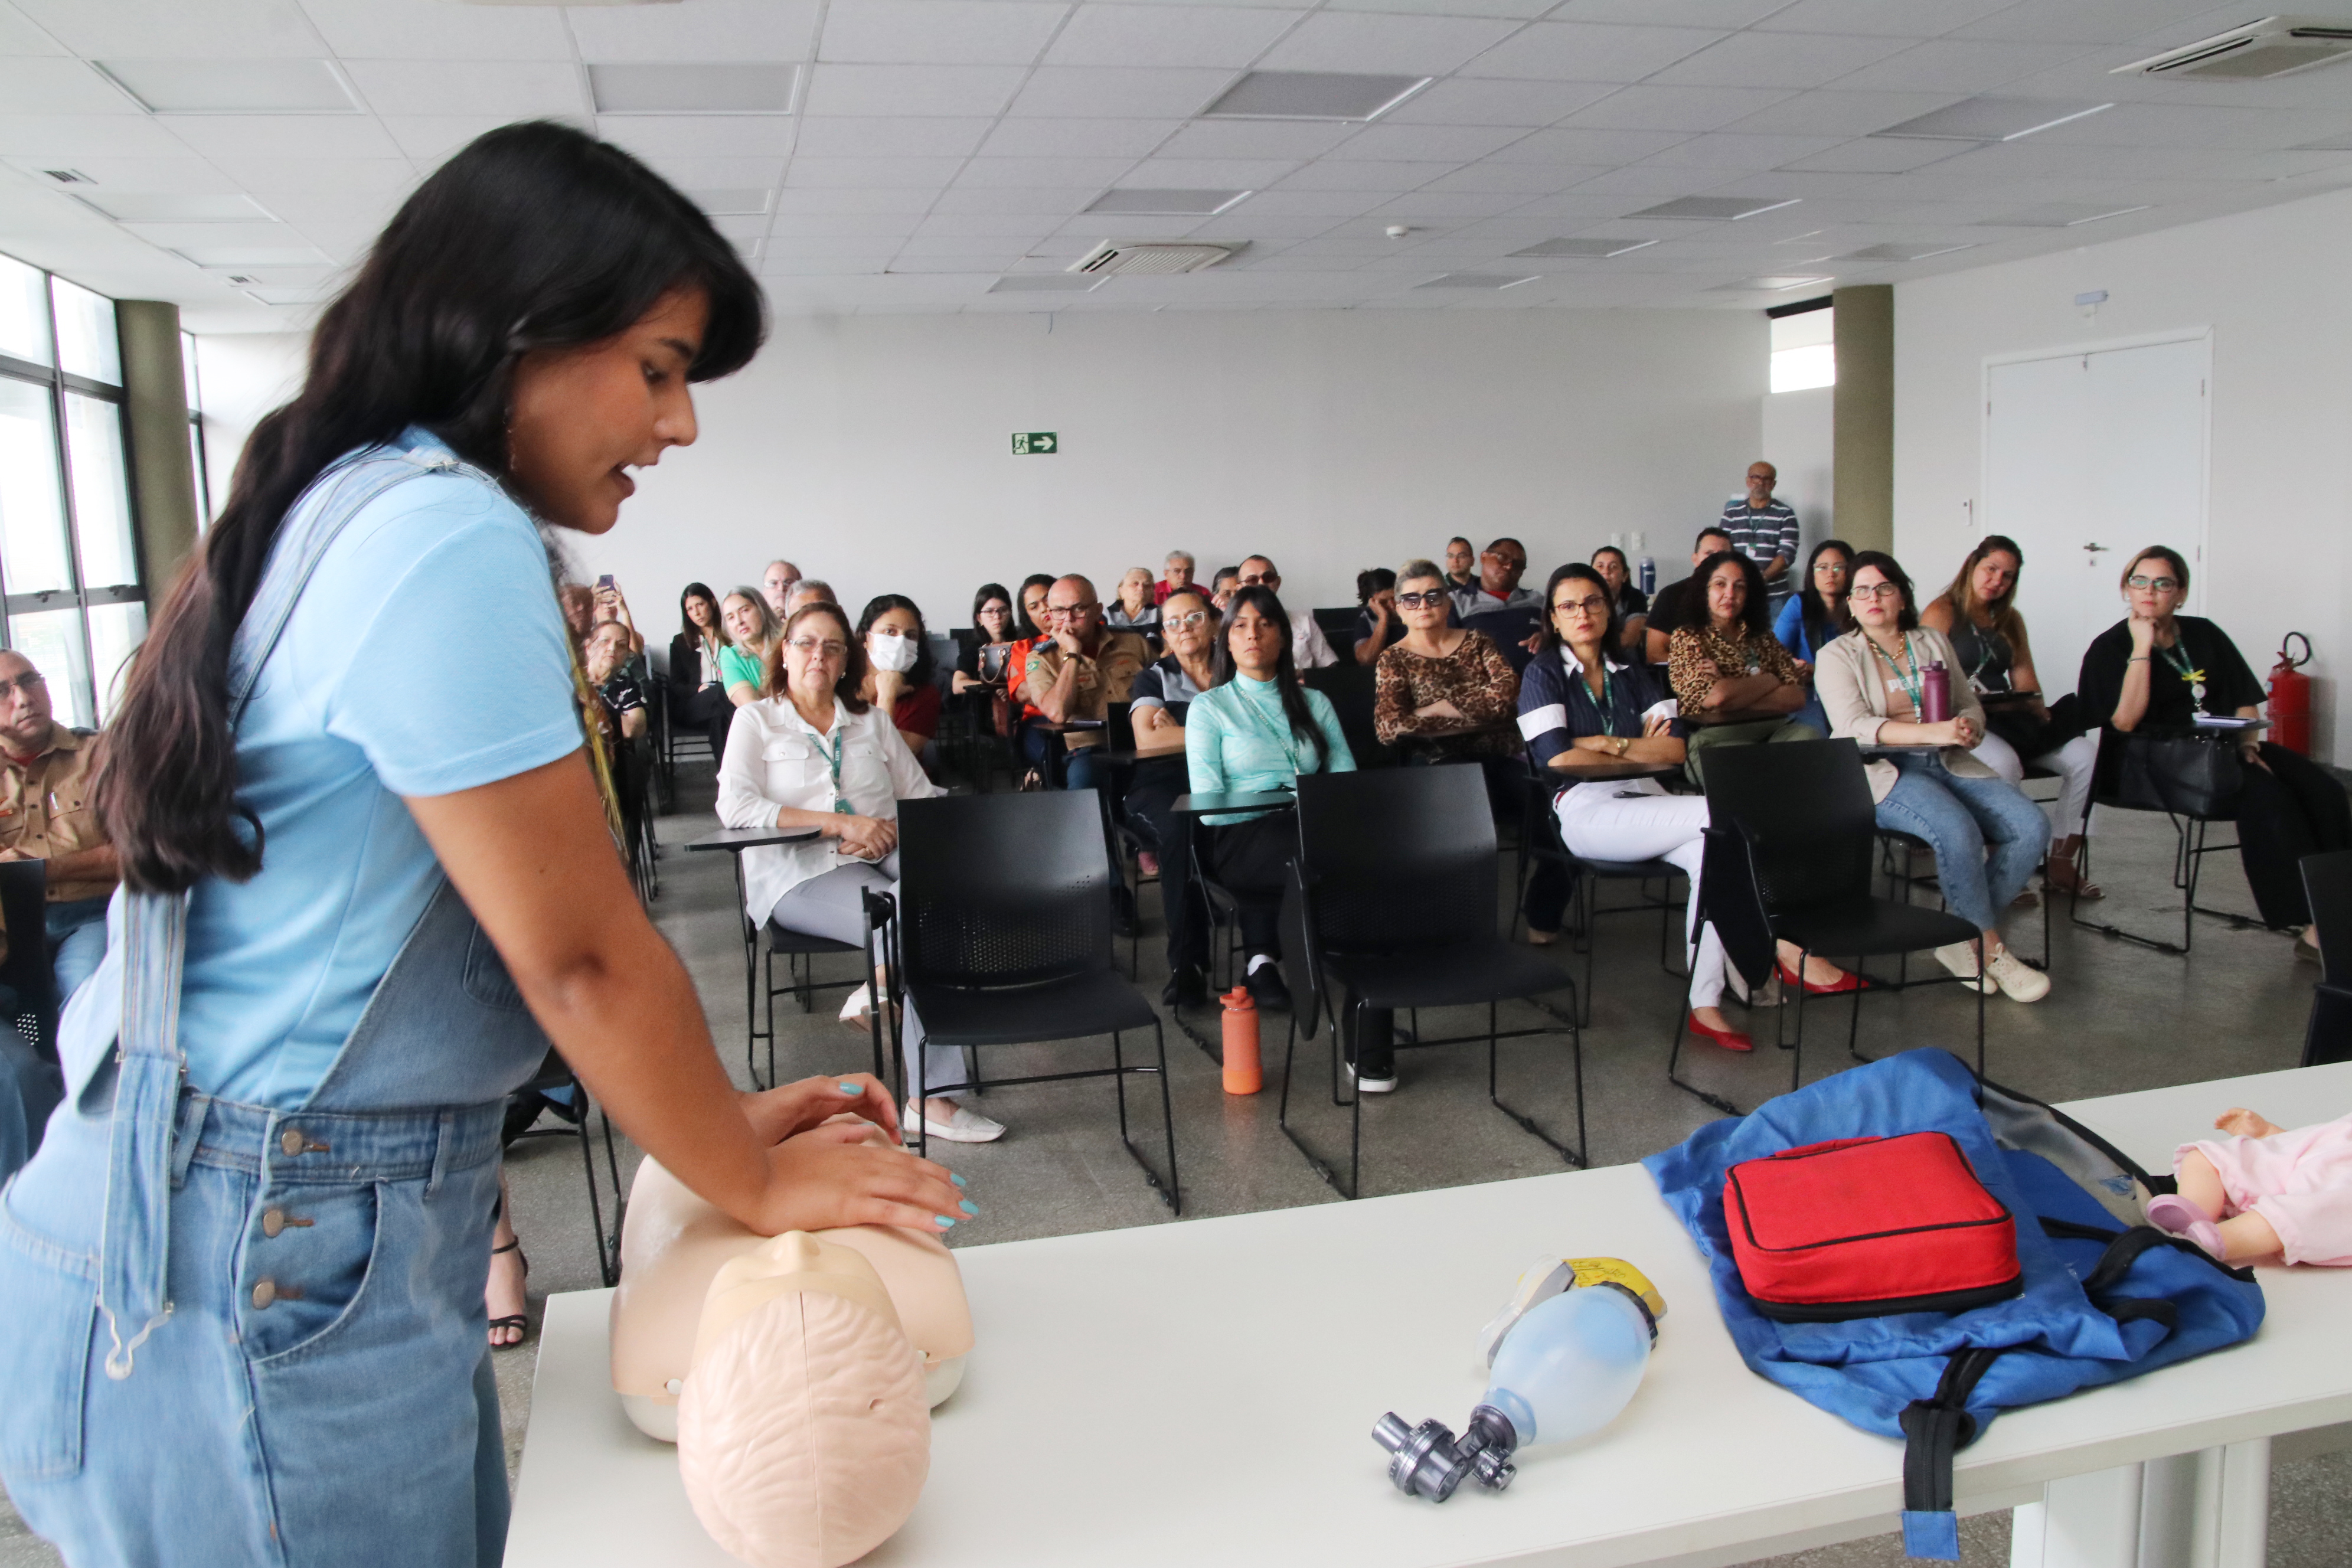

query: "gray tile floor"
left=4, top=763, right=2344, bottom=1567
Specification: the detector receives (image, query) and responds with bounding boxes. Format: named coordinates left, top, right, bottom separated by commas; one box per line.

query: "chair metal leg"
left=2070, top=815, right=2196, bottom=956
left=1487, top=994, right=1586, bottom=1169
left=1665, top=1003, right=1743, bottom=1117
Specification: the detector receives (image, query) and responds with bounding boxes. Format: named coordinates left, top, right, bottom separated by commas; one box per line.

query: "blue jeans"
left=0, top=981, right=57, bottom=1185
left=1022, top=725, right=1103, bottom=793
left=1875, top=754, right=2051, bottom=935
left=45, top=896, right=110, bottom=1007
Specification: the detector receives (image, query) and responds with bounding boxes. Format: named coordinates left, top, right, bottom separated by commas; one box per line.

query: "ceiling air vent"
left=1070, top=242, right=1234, bottom=276
left=2115, top=17, right=2352, bottom=80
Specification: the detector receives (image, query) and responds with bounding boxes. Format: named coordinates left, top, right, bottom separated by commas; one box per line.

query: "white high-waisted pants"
left=1971, top=729, right=2099, bottom=839
left=1554, top=780, right=1732, bottom=1010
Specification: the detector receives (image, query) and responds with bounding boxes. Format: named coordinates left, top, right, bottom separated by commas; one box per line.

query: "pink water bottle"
left=1921, top=661, right=1951, bottom=724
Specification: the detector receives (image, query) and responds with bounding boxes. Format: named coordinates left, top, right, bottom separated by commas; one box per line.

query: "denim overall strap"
left=94, top=436, right=488, bottom=1381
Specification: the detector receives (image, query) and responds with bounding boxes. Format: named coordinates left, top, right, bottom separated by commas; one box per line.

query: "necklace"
left=2157, top=639, right=2207, bottom=708
left=1868, top=632, right=1923, bottom=713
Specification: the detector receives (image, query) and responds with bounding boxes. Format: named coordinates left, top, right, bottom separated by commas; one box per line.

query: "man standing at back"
left=1718, top=462, right=1798, bottom=612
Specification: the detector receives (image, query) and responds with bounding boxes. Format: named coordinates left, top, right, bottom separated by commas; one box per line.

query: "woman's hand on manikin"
left=743, top=1073, right=903, bottom=1146
left=756, top=1121, right=965, bottom=1236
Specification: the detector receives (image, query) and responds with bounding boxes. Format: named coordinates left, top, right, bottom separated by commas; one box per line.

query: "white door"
left=1983, top=337, right=2209, bottom=697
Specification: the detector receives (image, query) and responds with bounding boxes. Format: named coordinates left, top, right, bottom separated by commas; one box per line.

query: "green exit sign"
left=1011, top=431, right=1059, bottom=455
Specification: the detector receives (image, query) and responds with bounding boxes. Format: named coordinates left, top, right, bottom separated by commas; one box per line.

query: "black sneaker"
left=1345, top=1056, right=1399, bottom=1095
left=1244, top=961, right=1291, bottom=1011
left=1161, top=965, right=1207, bottom=1009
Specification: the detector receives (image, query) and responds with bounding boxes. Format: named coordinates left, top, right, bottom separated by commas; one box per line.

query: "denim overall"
left=0, top=442, right=554, bottom=1566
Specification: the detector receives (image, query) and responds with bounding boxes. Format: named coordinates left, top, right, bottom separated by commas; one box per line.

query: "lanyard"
left=808, top=724, right=853, bottom=812
left=1583, top=661, right=1618, bottom=737
left=1963, top=620, right=2003, bottom=692
left=2158, top=641, right=2208, bottom=707
left=1870, top=633, right=1923, bottom=713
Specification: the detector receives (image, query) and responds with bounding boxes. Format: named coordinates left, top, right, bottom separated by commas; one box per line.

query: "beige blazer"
left=1814, top=626, right=1997, bottom=803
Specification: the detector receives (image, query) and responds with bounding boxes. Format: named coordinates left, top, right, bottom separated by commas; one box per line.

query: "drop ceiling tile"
left=1827, top=39, right=2075, bottom=93
left=1564, top=164, right=1726, bottom=196
left=0, top=4, right=64, bottom=54
left=794, top=117, right=993, bottom=158
left=595, top=116, right=802, bottom=159
left=1946, top=0, right=2225, bottom=45
left=818, top=1, right=1068, bottom=67
left=785, top=156, right=964, bottom=188
left=1236, top=188, right=1389, bottom=216
left=1419, top=161, right=1604, bottom=193
left=0, top=58, right=138, bottom=116
left=766, top=231, right=912, bottom=256
left=773, top=213, right=919, bottom=240
left=981, top=117, right=1184, bottom=158
left=773, top=187, right=936, bottom=215
left=1004, top=67, right=1231, bottom=119
left=1121, top=157, right=1298, bottom=185
left=1557, top=85, right=1794, bottom=133
left=1274, top=158, right=1451, bottom=188
left=1778, top=137, right=1965, bottom=173
left=1322, top=122, right=1527, bottom=160
left=802, top=64, right=1029, bottom=117
left=1256, top=12, right=1523, bottom=74
left=955, top=156, right=1138, bottom=187
left=928, top=185, right=1096, bottom=214
left=1487, top=126, right=1688, bottom=162
left=1639, top=132, right=1848, bottom=169
left=568, top=0, right=821, bottom=63
left=1050, top=211, right=1201, bottom=236
left=207, top=157, right=413, bottom=197
left=156, top=114, right=402, bottom=160
left=0, top=115, right=192, bottom=159
left=342, top=60, right=586, bottom=119
left=120, top=218, right=311, bottom=249
left=912, top=213, right=1058, bottom=237
left=1750, top=0, right=2012, bottom=37
left=1151, top=120, right=1355, bottom=159
left=1703, top=169, right=1884, bottom=198
left=1378, top=78, right=1614, bottom=126
left=759, top=256, right=892, bottom=275
left=1369, top=189, right=1528, bottom=217
left=1323, top=0, right=1557, bottom=17
left=380, top=115, right=574, bottom=164
left=1714, top=89, right=1964, bottom=136
left=1462, top=22, right=1725, bottom=83
left=1045, top=5, right=1305, bottom=68
left=1652, top=30, right=1916, bottom=89
left=2030, top=103, right=2318, bottom=151
left=295, top=0, right=571, bottom=60
left=14, top=0, right=324, bottom=58
left=6, top=156, right=233, bottom=197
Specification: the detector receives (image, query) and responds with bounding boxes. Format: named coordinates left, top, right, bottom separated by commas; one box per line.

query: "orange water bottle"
left=1220, top=985, right=1262, bottom=1095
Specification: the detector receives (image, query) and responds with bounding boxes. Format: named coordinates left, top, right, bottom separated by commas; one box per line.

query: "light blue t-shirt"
left=178, top=439, right=583, bottom=1106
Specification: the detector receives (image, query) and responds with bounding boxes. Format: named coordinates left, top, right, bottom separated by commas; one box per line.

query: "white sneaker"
left=839, top=982, right=898, bottom=1033
left=1985, top=946, right=2051, bottom=1003
left=1933, top=942, right=1999, bottom=995
left=1345, top=1060, right=1399, bottom=1095
left=904, top=1100, right=1006, bottom=1144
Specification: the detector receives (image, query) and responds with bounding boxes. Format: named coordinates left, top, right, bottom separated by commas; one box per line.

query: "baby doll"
left=2144, top=1106, right=2352, bottom=1266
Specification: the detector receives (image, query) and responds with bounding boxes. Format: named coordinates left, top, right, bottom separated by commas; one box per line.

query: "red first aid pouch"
left=1723, top=1132, right=2021, bottom=1321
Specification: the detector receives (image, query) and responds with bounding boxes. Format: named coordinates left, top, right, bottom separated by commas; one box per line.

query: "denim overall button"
left=279, top=1129, right=305, bottom=1157
left=262, top=1209, right=285, bottom=1238
left=251, top=1279, right=277, bottom=1309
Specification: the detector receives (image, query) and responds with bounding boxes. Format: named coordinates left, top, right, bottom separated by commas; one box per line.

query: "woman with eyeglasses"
left=1818, top=553, right=2053, bottom=1002
left=952, top=583, right=1019, bottom=743
left=1922, top=535, right=2103, bottom=899
left=1374, top=559, right=1523, bottom=765
left=718, top=603, right=1006, bottom=1145
left=1124, top=586, right=1223, bottom=1007
left=2079, top=547, right=2347, bottom=961
left=1772, top=538, right=1854, bottom=737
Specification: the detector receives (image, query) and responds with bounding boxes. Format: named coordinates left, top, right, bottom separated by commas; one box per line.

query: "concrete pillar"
left=1832, top=283, right=1893, bottom=555
left=113, top=300, right=200, bottom=595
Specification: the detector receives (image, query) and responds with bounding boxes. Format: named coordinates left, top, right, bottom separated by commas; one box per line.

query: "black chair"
left=1508, top=757, right=1685, bottom=1026
left=1302, top=662, right=1386, bottom=767
left=1312, top=607, right=1361, bottom=665
left=503, top=1047, right=628, bottom=1287
left=1874, top=819, right=2048, bottom=979
left=749, top=923, right=865, bottom=1089
left=877, top=792, right=1178, bottom=1210
left=1681, top=740, right=1985, bottom=1112
left=0, top=860, right=55, bottom=1057
left=2070, top=729, right=2259, bottom=956
left=2301, top=850, right=2352, bottom=1067
left=1277, top=765, right=1585, bottom=1200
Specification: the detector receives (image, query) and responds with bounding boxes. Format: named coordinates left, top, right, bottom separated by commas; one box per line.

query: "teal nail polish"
left=935, top=1215, right=957, bottom=1229
left=959, top=1200, right=979, bottom=1216
left=950, top=1173, right=966, bottom=1188
left=838, top=1082, right=861, bottom=1095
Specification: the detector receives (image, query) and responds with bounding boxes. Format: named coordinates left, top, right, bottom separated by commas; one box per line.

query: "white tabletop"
left=506, top=1060, right=2352, bottom=1568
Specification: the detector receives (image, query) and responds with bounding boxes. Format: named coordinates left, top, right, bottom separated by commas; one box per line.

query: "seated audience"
left=1645, top=526, right=1733, bottom=662
left=1155, top=550, right=1195, bottom=605
left=1444, top=535, right=1477, bottom=594
left=1668, top=548, right=1816, bottom=784
left=1352, top=567, right=1404, bottom=665
left=1210, top=565, right=1242, bottom=614
left=1236, top=556, right=1337, bottom=668
left=784, top=579, right=836, bottom=618
left=558, top=582, right=596, bottom=649
left=1517, top=566, right=1851, bottom=1048
left=1921, top=535, right=2102, bottom=899
left=1125, top=586, right=1220, bottom=1006
left=1817, top=553, right=2053, bottom=1002
left=762, top=558, right=801, bottom=620
left=1005, top=573, right=1058, bottom=703
left=590, top=577, right=644, bottom=654
left=1373, top=559, right=1523, bottom=765
left=1772, top=538, right=1854, bottom=736
left=1108, top=567, right=1161, bottom=634
left=1185, top=586, right=1355, bottom=1013
left=669, top=582, right=733, bottom=758
left=1022, top=574, right=1149, bottom=795
left=718, top=586, right=780, bottom=708
left=586, top=621, right=648, bottom=741
left=855, top=594, right=943, bottom=758
left=716, top=603, right=997, bottom=1144
left=2079, top=546, right=2349, bottom=962
left=0, top=904, right=53, bottom=1185
left=953, top=583, right=1018, bottom=696
left=0, top=650, right=119, bottom=1007
left=1591, top=545, right=1648, bottom=655
left=1448, top=536, right=1540, bottom=622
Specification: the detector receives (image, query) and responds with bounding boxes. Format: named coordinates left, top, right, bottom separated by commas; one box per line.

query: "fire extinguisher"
left=2268, top=632, right=2313, bottom=757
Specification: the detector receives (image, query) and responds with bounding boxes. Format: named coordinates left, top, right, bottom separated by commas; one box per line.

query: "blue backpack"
left=1645, top=1050, right=2263, bottom=1560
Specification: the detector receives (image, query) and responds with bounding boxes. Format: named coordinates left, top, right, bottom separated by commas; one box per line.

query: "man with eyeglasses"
left=1444, top=537, right=1476, bottom=593
left=1234, top=556, right=1338, bottom=669
left=1021, top=574, right=1150, bottom=798
left=0, top=651, right=118, bottom=1011
left=1718, top=460, right=1799, bottom=612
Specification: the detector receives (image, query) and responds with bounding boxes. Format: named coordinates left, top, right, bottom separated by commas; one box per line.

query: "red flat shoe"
left=1779, top=961, right=1868, bottom=996
left=1688, top=1012, right=1754, bottom=1053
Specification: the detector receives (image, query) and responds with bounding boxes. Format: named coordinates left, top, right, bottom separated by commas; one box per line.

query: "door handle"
left=2083, top=543, right=2110, bottom=553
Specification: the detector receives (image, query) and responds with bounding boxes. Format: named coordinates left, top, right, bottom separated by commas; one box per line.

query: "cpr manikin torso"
left=610, top=1158, right=974, bottom=1568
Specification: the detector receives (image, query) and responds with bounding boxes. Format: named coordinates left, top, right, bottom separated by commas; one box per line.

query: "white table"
left=506, top=1061, right=2352, bottom=1568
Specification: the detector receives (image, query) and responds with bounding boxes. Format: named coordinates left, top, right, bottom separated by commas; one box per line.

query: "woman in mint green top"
left=1184, top=586, right=1354, bottom=1008
left=719, top=586, right=779, bottom=707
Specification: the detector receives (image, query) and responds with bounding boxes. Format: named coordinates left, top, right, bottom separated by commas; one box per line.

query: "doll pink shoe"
left=2145, top=1194, right=2226, bottom=1259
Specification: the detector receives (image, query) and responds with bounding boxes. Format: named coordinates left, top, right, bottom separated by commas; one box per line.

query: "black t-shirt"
left=599, top=671, right=645, bottom=717
left=1351, top=607, right=1408, bottom=660
left=2078, top=615, right=2262, bottom=790
left=1614, top=583, right=1650, bottom=619
left=1648, top=576, right=1696, bottom=637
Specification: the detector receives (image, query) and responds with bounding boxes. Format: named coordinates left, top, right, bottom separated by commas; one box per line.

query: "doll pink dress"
left=2177, top=1110, right=2352, bottom=1266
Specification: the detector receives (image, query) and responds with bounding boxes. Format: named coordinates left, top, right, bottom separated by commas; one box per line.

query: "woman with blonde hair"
left=718, top=584, right=780, bottom=708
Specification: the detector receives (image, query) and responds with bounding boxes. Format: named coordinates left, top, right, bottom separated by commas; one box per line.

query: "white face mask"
left=868, top=631, right=919, bottom=674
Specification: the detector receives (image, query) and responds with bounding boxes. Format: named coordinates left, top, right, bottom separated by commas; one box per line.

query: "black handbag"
left=2115, top=730, right=2243, bottom=818
left=1983, top=692, right=2082, bottom=760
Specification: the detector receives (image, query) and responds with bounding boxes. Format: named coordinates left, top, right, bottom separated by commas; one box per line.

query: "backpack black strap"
left=1897, top=1346, right=2003, bottom=1561
left=2039, top=1216, right=2258, bottom=1287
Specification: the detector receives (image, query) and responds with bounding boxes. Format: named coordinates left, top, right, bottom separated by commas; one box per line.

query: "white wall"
left=1895, top=185, right=2352, bottom=764
left=191, top=331, right=306, bottom=518
left=1762, top=383, right=1832, bottom=565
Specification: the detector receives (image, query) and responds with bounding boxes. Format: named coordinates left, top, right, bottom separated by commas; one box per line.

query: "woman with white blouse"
left=718, top=602, right=1004, bottom=1144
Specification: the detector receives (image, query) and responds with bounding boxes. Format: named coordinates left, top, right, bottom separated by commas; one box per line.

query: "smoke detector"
left=2115, top=17, right=2352, bottom=80
left=1069, top=241, right=1236, bottom=276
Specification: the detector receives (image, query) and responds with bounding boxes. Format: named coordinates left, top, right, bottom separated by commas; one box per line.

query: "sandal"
left=2043, top=854, right=2102, bottom=901
left=488, top=1239, right=530, bottom=1350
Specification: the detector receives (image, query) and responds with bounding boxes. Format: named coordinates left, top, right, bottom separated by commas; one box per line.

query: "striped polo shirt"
left=1717, top=497, right=1799, bottom=596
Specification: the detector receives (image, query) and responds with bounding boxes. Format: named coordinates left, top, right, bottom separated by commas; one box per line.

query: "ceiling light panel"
left=1412, top=273, right=1536, bottom=289
left=342, top=60, right=586, bottom=118
left=589, top=64, right=799, bottom=115
left=1873, top=97, right=2111, bottom=142
left=687, top=188, right=775, bottom=217
left=1510, top=237, right=1658, bottom=257
left=173, top=244, right=332, bottom=269
left=1710, top=274, right=1831, bottom=290
left=1257, top=13, right=1523, bottom=76
left=1839, top=241, right=1974, bottom=261
left=1086, top=187, right=1252, bottom=215
left=1005, top=67, right=1234, bottom=120
left=1628, top=195, right=1802, bottom=220
left=988, top=274, right=1101, bottom=292
left=565, top=0, right=821, bottom=64
left=1204, top=71, right=1432, bottom=122
left=79, top=191, right=277, bottom=222
left=100, top=59, right=357, bottom=115
left=1986, top=202, right=2151, bottom=227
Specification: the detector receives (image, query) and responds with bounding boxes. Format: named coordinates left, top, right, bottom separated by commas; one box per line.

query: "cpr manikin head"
left=677, top=1232, right=929, bottom=1568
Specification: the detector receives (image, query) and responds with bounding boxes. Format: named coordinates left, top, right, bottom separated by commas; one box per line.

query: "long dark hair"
left=1941, top=533, right=2026, bottom=645
left=99, top=122, right=763, bottom=893
left=1847, top=551, right=1920, bottom=632
left=1687, top=548, right=1772, bottom=641
left=680, top=580, right=728, bottom=647
left=971, top=582, right=1013, bottom=643
left=855, top=593, right=936, bottom=688
left=1795, top=538, right=1854, bottom=647
left=1536, top=563, right=1618, bottom=659
left=1210, top=585, right=1327, bottom=770
left=1014, top=573, right=1056, bottom=640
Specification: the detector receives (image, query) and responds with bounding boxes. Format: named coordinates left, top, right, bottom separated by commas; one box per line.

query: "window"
left=1769, top=302, right=1835, bottom=394
left=0, top=251, right=147, bottom=727
left=184, top=328, right=209, bottom=527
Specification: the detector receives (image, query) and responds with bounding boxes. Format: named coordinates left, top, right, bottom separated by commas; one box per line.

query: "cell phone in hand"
left=596, top=574, right=616, bottom=592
